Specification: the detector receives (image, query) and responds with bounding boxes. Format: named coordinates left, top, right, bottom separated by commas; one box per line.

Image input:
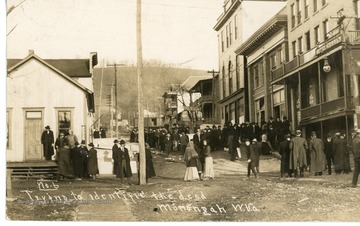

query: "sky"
left=6, top=0, right=224, bottom=70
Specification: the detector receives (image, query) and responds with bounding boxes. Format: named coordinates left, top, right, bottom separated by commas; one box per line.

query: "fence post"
left=6, top=169, right=13, bottom=199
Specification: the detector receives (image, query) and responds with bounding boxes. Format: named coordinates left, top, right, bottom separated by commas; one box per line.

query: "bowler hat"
left=45, top=125, right=50, bottom=129
left=295, top=130, right=302, bottom=135
left=120, top=139, right=126, bottom=145
left=81, top=140, right=86, bottom=144
left=88, top=142, right=94, bottom=147
left=114, top=139, right=119, bottom=143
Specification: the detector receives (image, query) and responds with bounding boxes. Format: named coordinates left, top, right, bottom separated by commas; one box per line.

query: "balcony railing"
left=322, top=97, right=345, bottom=114
left=284, top=57, right=298, bottom=74
left=348, top=30, right=360, bottom=43
left=271, top=66, right=284, bottom=80
left=301, top=105, right=321, bottom=119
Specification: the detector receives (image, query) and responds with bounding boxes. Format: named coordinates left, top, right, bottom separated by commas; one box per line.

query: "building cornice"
left=214, top=0, right=241, bottom=31
left=235, top=14, right=287, bottom=55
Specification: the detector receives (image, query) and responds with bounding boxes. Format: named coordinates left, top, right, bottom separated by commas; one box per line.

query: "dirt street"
left=6, top=149, right=360, bottom=222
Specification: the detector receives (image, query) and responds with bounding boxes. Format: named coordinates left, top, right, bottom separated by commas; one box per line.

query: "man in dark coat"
left=193, top=128, right=203, bottom=154
left=87, top=142, right=99, bottom=179
left=324, top=133, right=334, bottom=175
left=113, top=139, right=132, bottom=184
left=71, top=141, right=84, bottom=180
left=251, top=138, right=261, bottom=173
left=245, top=139, right=258, bottom=180
left=279, top=134, right=291, bottom=178
left=351, top=129, right=360, bottom=188
left=309, top=131, right=325, bottom=176
left=333, top=132, right=346, bottom=174
left=41, top=125, right=54, bottom=160
left=289, top=130, right=308, bottom=177
left=138, top=143, right=156, bottom=183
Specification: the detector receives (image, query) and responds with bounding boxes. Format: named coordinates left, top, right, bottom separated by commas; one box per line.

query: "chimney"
left=28, top=49, right=34, bottom=55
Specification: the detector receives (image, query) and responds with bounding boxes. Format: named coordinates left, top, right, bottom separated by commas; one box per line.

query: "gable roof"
left=7, top=53, right=92, bottom=94
left=7, top=58, right=91, bottom=78
left=181, top=75, right=212, bottom=91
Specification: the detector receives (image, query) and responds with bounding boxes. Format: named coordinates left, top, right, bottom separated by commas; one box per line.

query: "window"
left=305, top=31, right=311, bottom=50
left=291, top=4, right=296, bottom=28
left=301, top=66, right=319, bottom=108
left=273, top=89, right=285, bottom=120
left=323, top=19, right=329, bottom=40
left=296, top=0, right=302, bottom=25
left=292, top=40, right=297, bottom=58
left=314, top=26, right=320, bottom=45
left=313, top=0, right=318, bottom=13
left=226, top=25, right=229, bottom=48
left=221, top=31, right=224, bottom=52
left=298, top=36, right=303, bottom=54
left=234, top=15, right=238, bottom=40
left=255, top=97, right=265, bottom=124
left=254, top=65, right=259, bottom=88
left=236, top=55, right=240, bottom=89
left=279, top=48, right=284, bottom=64
left=322, top=0, right=327, bottom=6
left=6, top=109, right=11, bottom=149
left=58, top=110, right=72, bottom=134
left=229, top=21, right=232, bottom=45
left=228, top=61, right=233, bottom=94
left=305, top=0, right=309, bottom=19
left=222, top=65, right=226, bottom=98
left=270, top=53, right=277, bottom=69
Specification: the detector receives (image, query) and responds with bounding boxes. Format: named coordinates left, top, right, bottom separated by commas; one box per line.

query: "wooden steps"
left=7, top=161, right=58, bottom=180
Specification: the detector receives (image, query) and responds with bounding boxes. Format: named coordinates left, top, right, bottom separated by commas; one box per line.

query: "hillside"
left=92, top=66, right=208, bottom=127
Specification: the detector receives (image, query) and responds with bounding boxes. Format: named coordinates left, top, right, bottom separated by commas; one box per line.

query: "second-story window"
left=292, top=40, right=297, bottom=58
left=228, top=60, right=233, bottom=94
left=222, top=65, right=226, bottom=98
left=298, top=36, right=303, bottom=54
left=305, top=0, right=309, bottom=19
left=323, top=19, right=329, bottom=40
left=296, top=0, right=302, bottom=25
left=314, top=25, right=320, bottom=45
left=313, top=0, right=318, bottom=13
left=229, top=21, right=233, bottom=46
left=236, top=55, right=240, bottom=89
left=270, top=53, right=277, bottom=69
left=221, top=31, right=224, bottom=52
left=234, top=15, right=238, bottom=40
left=305, top=31, right=311, bottom=50
left=226, top=25, right=229, bottom=48
left=291, top=4, right=296, bottom=29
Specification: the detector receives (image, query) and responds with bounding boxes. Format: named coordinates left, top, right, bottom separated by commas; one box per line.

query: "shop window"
left=301, top=70, right=319, bottom=108
left=255, top=97, right=265, bottom=124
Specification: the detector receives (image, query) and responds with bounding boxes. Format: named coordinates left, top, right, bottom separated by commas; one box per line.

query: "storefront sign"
left=315, top=35, right=342, bottom=56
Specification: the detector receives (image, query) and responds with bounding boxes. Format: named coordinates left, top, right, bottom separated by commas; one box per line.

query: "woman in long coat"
left=113, top=139, right=132, bottom=184
left=87, top=142, right=99, bottom=179
left=57, top=138, right=73, bottom=179
left=183, top=141, right=201, bottom=181
left=202, top=140, right=214, bottom=180
left=137, top=143, right=156, bottom=183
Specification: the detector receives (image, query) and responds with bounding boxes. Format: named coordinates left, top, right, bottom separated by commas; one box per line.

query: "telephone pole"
left=137, top=0, right=146, bottom=185
left=107, top=63, right=124, bottom=138
left=207, top=69, right=219, bottom=124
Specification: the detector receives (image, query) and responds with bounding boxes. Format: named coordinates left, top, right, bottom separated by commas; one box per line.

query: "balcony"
left=301, top=105, right=321, bottom=119
left=271, top=66, right=284, bottom=80
left=348, top=30, right=360, bottom=43
left=322, top=98, right=345, bottom=115
left=284, top=57, right=298, bottom=74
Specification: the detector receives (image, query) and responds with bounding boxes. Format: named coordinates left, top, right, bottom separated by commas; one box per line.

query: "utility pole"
left=137, top=0, right=146, bottom=185
left=107, top=63, right=124, bottom=138
left=98, top=59, right=104, bottom=130
left=207, top=69, right=219, bottom=124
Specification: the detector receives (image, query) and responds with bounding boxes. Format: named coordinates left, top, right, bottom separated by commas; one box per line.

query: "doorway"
left=24, top=111, right=43, bottom=160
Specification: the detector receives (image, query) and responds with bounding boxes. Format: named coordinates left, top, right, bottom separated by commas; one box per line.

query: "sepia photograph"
left=4, top=0, right=360, bottom=223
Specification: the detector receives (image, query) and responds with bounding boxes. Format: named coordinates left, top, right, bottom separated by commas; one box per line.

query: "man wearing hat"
left=245, top=139, right=258, bottom=179
left=112, top=139, right=132, bottom=184
left=351, top=129, right=360, bottom=187
left=324, top=133, right=334, bottom=175
left=251, top=138, right=261, bottom=174
left=279, top=134, right=292, bottom=178
left=333, top=132, right=346, bottom=174
left=309, top=131, right=325, bottom=176
left=41, top=125, right=54, bottom=160
left=289, top=130, right=308, bottom=177
left=87, top=142, right=98, bottom=179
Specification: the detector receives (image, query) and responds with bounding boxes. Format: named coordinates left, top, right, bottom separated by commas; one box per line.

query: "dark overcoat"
left=289, top=136, right=308, bottom=170
left=309, top=137, right=325, bottom=173
left=87, top=147, right=99, bottom=175
left=333, top=137, right=346, bottom=171
left=113, top=146, right=132, bottom=178
left=41, top=130, right=54, bottom=157
left=279, top=139, right=291, bottom=173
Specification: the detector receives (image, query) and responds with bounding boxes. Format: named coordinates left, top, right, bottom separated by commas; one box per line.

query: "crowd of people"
left=41, top=126, right=99, bottom=180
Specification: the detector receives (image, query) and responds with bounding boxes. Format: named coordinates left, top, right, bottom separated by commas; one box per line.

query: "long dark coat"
left=58, top=145, right=73, bottom=177
left=87, top=147, right=99, bottom=176
left=71, top=146, right=85, bottom=178
left=113, top=145, right=132, bottom=178
left=279, top=139, right=291, bottom=174
left=333, top=137, right=346, bottom=171
left=289, top=136, right=308, bottom=170
left=309, top=137, right=325, bottom=173
left=138, top=148, right=156, bottom=179
left=41, top=130, right=54, bottom=157
left=250, top=142, right=261, bottom=167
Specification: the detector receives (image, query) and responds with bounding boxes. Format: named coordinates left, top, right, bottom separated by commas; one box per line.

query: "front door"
left=25, top=111, right=43, bottom=160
